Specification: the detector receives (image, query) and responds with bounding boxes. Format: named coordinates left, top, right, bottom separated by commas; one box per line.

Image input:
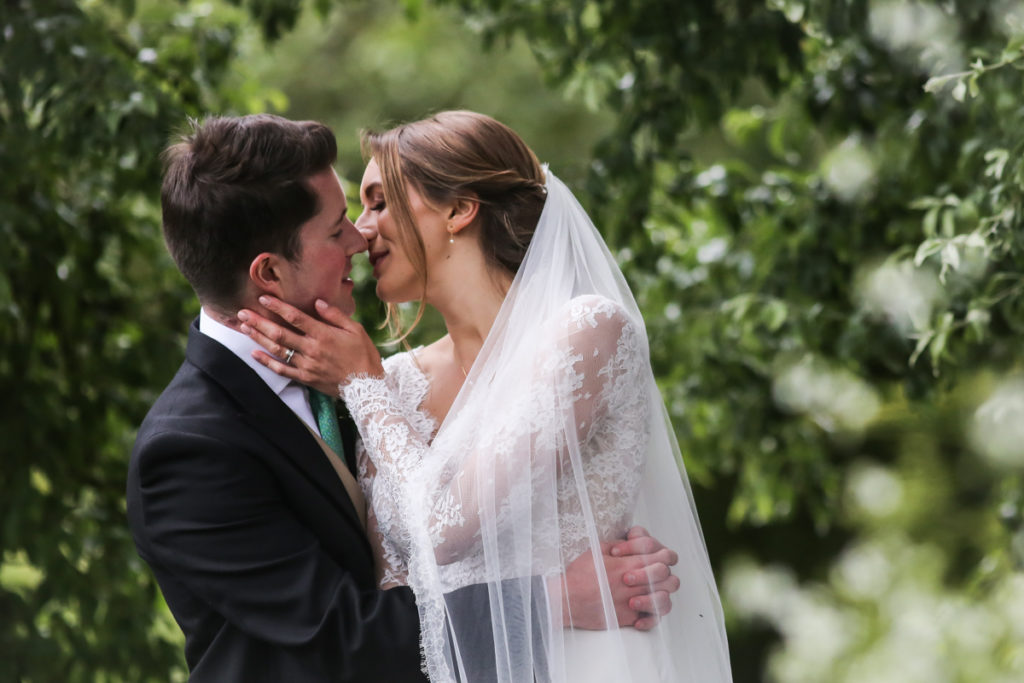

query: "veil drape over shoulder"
left=343, top=170, right=732, bottom=682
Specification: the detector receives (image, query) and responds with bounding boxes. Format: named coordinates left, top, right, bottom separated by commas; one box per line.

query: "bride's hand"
left=237, top=295, right=384, bottom=396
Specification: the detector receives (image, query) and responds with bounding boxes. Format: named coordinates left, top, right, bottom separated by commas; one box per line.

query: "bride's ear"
left=447, top=196, right=479, bottom=235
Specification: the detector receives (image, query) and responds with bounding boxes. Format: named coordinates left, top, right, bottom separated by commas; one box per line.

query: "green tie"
left=309, top=388, right=346, bottom=464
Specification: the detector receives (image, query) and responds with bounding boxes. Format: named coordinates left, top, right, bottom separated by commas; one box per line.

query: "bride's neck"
left=431, top=271, right=510, bottom=373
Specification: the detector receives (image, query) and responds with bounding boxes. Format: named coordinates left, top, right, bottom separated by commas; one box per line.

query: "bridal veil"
left=359, top=169, right=731, bottom=682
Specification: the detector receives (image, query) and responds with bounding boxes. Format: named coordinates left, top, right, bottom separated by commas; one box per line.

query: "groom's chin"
left=336, top=294, right=357, bottom=317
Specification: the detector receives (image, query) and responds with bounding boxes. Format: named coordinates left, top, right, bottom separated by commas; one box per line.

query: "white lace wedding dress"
left=344, top=297, right=675, bottom=681
left=349, top=296, right=647, bottom=585
left=339, top=170, right=731, bottom=682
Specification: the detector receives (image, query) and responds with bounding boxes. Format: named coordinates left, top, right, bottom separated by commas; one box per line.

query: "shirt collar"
left=199, top=308, right=293, bottom=398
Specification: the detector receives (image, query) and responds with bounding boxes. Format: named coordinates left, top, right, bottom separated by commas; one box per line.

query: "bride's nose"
left=355, top=210, right=378, bottom=242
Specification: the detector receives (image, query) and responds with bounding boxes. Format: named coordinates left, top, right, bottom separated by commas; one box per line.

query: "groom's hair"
left=161, top=114, right=337, bottom=307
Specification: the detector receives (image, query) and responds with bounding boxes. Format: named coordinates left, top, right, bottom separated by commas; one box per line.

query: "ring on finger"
left=283, top=348, right=296, bottom=364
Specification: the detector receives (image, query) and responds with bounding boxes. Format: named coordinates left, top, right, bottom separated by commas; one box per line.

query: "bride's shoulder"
left=548, top=295, right=649, bottom=372
left=559, top=295, right=643, bottom=336
left=382, top=336, right=452, bottom=386
left=382, top=346, right=425, bottom=381
left=409, top=335, right=453, bottom=378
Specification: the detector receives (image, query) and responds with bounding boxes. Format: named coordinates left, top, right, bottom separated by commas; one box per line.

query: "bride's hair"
left=362, top=110, right=547, bottom=341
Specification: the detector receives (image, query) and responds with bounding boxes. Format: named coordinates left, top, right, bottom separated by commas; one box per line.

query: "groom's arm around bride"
left=126, top=113, right=680, bottom=682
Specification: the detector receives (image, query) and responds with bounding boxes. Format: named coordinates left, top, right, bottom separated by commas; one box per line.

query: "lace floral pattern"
left=345, top=296, right=651, bottom=591
left=354, top=350, right=436, bottom=588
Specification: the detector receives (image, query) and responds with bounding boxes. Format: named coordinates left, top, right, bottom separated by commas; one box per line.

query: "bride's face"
left=356, top=158, right=450, bottom=304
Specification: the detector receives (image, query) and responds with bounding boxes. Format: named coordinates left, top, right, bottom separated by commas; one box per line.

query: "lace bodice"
left=347, top=296, right=651, bottom=589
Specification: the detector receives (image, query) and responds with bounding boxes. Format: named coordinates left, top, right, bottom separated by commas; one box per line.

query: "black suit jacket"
left=127, top=321, right=427, bottom=682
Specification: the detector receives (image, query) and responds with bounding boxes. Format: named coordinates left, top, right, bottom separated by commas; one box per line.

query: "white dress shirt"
left=199, top=309, right=321, bottom=436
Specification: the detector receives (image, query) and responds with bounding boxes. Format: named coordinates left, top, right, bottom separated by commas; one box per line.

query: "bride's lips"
left=369, top=250, right=388, bottom=278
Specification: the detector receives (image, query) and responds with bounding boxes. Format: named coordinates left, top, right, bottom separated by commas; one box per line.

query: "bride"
left=239, top=111, right=731, bottom=682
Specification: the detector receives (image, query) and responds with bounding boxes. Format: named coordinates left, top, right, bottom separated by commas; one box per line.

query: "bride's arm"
left=341, top=296, right=647, bottom=564
left=238, top=295, right=643, bottom=562
left=358, top=443, right=408, bottom=589
left=238, top=296, right=679, bottom=628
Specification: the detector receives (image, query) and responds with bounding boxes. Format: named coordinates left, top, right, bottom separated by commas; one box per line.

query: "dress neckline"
left=385, top=348, right=441, bottom=443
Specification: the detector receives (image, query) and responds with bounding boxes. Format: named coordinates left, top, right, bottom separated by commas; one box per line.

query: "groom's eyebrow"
left=334, top=205, right=349, bottom=225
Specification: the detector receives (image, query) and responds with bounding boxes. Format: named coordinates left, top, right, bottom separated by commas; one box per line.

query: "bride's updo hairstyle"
left=362, top=110, right=547, bottom=340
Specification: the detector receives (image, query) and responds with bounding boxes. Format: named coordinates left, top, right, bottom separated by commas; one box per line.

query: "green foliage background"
left=2, top=0, right=1024, bottom=680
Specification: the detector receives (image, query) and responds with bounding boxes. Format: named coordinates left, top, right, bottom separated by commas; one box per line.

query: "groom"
left=127, top=114, right=680, bottom=682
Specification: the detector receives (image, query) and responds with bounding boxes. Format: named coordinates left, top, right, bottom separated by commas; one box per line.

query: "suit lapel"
left=184, top=321, right=368, bottom=539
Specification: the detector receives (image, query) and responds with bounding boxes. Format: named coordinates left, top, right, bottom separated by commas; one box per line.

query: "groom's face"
left=276, top=168, right=366, bottom=316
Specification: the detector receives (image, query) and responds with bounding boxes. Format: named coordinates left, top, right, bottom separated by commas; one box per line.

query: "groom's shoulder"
left=128, top=359, right=267, bottom=512
left=133, top=357, right=240, bottom=454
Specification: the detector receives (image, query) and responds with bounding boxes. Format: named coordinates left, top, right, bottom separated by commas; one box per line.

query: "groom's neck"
left=202, top=297, right=259, bottom=332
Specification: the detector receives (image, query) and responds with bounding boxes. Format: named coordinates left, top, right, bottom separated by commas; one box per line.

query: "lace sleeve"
left=357, top=439, right=408, bottom=588
left=341, top=296, right=648, bottom=568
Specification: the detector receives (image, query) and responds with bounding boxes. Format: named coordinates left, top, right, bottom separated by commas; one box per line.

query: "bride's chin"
left=374, top=283, right=413, bottom=306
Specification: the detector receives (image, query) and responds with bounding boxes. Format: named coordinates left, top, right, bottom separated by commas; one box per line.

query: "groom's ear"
left=447, top=196, right=479, bottom=235
left=249, top=252, right=286, bottom=297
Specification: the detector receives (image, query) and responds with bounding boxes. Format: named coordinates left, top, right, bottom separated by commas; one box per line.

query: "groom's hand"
left=609, top=526, right=680, bottom=630
left=560, top=526, right=680, bottom=632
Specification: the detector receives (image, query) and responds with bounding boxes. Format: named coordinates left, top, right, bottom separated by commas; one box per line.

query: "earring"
left=447, top=223, right=455, bottom=244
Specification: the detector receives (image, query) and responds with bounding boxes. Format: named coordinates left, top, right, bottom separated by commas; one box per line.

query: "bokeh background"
left=3, top=0, right=1024, bottom=680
